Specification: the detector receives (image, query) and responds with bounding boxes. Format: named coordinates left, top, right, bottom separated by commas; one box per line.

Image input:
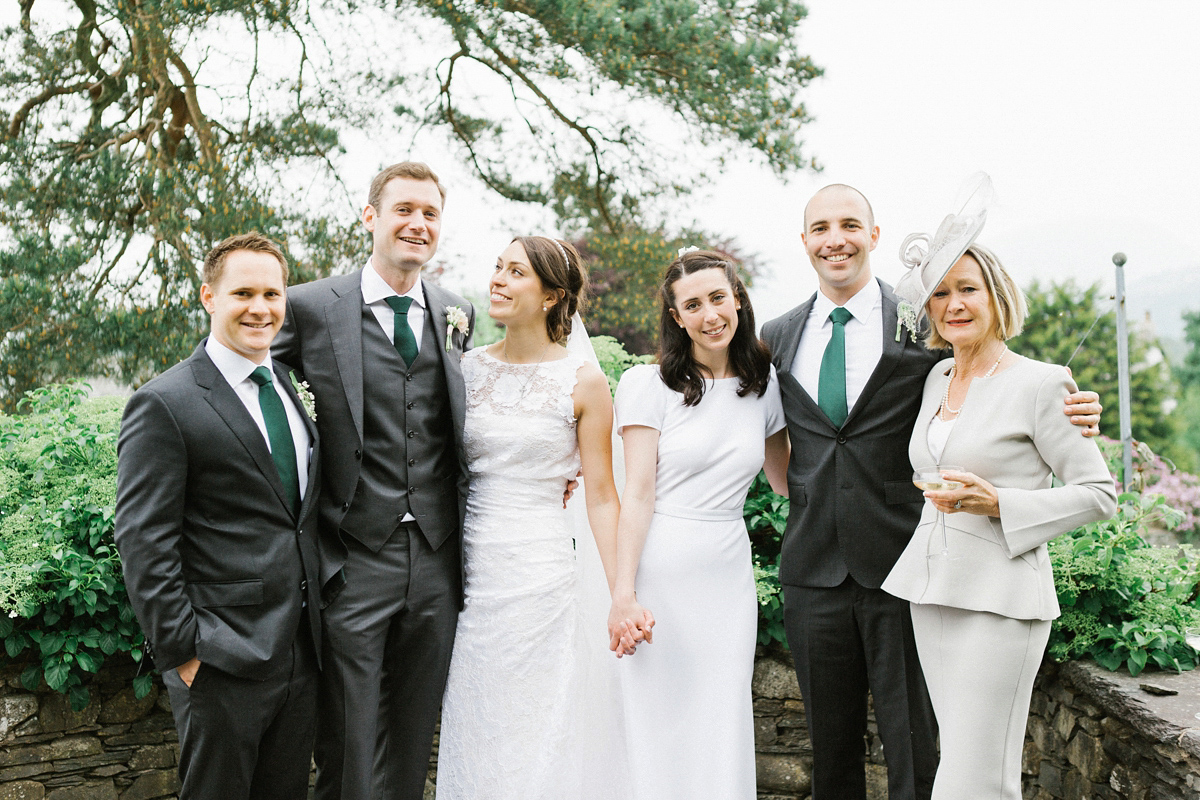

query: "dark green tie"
left=249, top=366, right=300, bottom=514
left=384, top=295, right=418, bottom=366
left=817, top=307, right=853, bottom=427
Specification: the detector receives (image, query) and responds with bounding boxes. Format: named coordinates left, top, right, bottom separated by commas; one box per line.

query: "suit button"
left=299, top=580, right=308, bottom=591
left=406, top=373, right=414, bottom=382
left=407, top=430, right=416, bottom=439
left=354, top=449, right=362, bottom=460
left=408, top=458, right=416, bottom=466
left=407, top=402, right=415, bottom=410
left=837, top=436, right=847, bottom=444
left=341, top=502, right=349, bottom=511
left=409, top=487, right=417, bottom=495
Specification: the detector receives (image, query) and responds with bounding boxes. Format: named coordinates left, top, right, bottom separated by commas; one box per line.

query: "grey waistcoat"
left=339, top=302, right=459, bottom=551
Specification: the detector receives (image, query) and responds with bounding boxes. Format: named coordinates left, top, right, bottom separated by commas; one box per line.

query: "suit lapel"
left=423, top=282, right=468, bottom=438
left=190, top=344, right=294, bottom=514
left=324, top=272, right=366, bottom=440
left=844, top=282, right=906, bottom=428
left=274, top=360, right=320, bottom=523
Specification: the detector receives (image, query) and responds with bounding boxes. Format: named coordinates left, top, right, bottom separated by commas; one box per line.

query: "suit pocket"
left=185, top=579, right=263, bottom=608
left=884, top=480, right=923, bottom=505
left=787, top=484, right=808, bottom=507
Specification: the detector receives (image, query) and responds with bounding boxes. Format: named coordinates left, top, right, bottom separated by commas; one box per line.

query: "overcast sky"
left=383, top=0, right=1200, bottom=342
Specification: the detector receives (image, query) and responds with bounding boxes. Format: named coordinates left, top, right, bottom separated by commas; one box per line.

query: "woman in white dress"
left=435, top=236, right=621, bottom=799
left=608, top=250, right=790, bottom=800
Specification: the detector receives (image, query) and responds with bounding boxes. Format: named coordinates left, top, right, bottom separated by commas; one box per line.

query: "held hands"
left=562, top=470, right=581, bottom=509
left=1064, top=389, right=1102, bottom=438
left=608, top=595, right=655, bottom=658
left=923, top=470, right=1000, bottom=517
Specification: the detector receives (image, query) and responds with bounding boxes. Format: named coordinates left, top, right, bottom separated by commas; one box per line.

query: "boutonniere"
left=445, top=305, right=469, bottom=351
left=289, top=370, right=317, bottom=421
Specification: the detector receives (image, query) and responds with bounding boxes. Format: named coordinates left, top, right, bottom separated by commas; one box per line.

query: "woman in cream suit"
left=881, top=243, right=1117, bottom=799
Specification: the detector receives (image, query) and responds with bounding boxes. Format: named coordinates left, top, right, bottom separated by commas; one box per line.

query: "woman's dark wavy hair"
left=658, top=250, right=771, bottom=406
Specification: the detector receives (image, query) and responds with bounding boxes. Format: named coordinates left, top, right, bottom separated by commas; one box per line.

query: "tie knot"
left=385, top=295, right=414, bottom=314
left=830, top=307, right=852, bottom=326
left=250, top=366, right=273, bottom=387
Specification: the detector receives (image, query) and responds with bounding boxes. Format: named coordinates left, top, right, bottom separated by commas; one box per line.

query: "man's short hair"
left=367, top=162, right=447, bottom=211
left=202, top=232, right=289, bottom=287
left=804, top=183, right=876, bottom=230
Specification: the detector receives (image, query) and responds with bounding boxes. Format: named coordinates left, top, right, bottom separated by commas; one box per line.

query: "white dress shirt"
left=205, top=338, right=311, bottom=500
left=361, top=260, right=425, bottom=352
left=791, top=278, right=883, bottom=413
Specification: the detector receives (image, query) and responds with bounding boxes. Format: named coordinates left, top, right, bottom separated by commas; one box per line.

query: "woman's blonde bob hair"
left=924, top=242, right=1028, bottom=351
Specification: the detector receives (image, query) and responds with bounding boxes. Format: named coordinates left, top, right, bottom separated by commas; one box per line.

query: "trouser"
left=314, top=522, right=461, bottom=800
left=163, top=616, right=318, bottom=800
left=784, top=578, right=938, bottom=800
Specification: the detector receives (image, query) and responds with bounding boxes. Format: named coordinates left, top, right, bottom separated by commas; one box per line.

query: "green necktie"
left=384, top=295, right=418, bottom=366
left=817, top=307, right=853, bottom=427
left=249, top=366, right=300, bottom=514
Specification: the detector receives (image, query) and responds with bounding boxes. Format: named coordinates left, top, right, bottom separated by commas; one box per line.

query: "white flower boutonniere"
left=289, top=371, right=317, bottom=421
left=445, top=305, right=469, bottom=351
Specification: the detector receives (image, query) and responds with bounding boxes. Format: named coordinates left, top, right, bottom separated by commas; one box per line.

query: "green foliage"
left=1015, top=281, right=1179, bottom=460
left=591, top=335, right=655, bottom=394
left=0, top=1, right=360, bottom=408
left=745, top=471, right=789, bottom=647
left=1177, top=309, right=1200, bottom=389
left=581, top=228, right=758, bottom=355
left=1048, top=490, right=1199, bottom=676
left=0, top=385, right=146, bottom=709
left=403, top=0, right=822, bottom=230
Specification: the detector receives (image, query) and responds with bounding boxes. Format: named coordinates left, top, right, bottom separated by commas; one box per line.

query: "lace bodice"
left=462, top=348, right=584, bottom=504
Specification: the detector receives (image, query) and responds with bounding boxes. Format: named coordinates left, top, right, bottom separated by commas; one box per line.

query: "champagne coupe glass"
left=912, top=465, right=964, bottom=559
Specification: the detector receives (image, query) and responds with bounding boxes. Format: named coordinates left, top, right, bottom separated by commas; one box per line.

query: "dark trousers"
left=163, top=616, right=318, bottom=800
left=784, top=578, right=938, bottom=800
left=314, top=523, right=460, bottom=800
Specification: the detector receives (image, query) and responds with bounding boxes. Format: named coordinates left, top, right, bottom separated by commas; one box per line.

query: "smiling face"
left=200, top=249, right=287, bottom=364
left=668, top=267, right=741, bottom=359
left=489, top=240, right=554, bottom=327
left=927, top=254, right=998, bottom=350
left=363, top=176, right=443, bottom=281
left=802, top=185, right=879, bottom=303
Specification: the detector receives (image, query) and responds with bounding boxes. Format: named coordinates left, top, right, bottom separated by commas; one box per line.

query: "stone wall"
left=749, top=646, right=1200, bottom=800
left=5, top=650, right=1200, bottom=800
left=0, top=661, right=178, bottom=800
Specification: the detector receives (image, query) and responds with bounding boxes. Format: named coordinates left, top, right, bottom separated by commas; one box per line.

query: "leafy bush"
left=745, top=471, right=789, bottom=647
left=0, top=385, right=149, bottom=709
left=1048, top=491, right=1200, bottom=675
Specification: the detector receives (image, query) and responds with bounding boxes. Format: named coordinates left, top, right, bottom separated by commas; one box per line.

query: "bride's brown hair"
left=511, top=236, right=587, bottom=344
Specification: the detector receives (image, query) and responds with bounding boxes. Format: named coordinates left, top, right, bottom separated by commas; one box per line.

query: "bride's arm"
left=608, top=424, right=658, bottom=655
left=574, top=363, right=621, bottom=588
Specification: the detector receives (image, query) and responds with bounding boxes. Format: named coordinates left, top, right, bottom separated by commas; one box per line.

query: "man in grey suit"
left=116, top=232, right=322, bottom=800
left=272, top=161, right=474, bottom=800
left=761, top=184, right=1100, bottom=800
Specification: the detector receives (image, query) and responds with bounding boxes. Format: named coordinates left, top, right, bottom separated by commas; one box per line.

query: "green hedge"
left=3, top=352, right=1199, bottom=712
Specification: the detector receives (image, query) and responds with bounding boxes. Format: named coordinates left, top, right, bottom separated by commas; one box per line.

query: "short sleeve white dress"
left=614, top=364, right=786, bottom=800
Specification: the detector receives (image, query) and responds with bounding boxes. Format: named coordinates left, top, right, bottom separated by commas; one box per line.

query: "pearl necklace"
left=940, top=346, right=1007, bottom=420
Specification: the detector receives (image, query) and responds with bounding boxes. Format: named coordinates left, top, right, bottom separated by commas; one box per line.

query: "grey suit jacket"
left=115, top=343, right=323, bottom=678
left=761, top=280, right=945, bottom=589
left=882, top=356, right=1117, bottom=620
left=272, top=270, right=474, bottom=589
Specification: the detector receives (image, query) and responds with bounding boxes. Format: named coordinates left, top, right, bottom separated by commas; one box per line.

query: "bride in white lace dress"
left=435, top=236, right=622, bottom=799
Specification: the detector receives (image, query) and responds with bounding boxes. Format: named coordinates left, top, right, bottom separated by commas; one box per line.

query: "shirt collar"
left=814, top=277, right=881, bottom=326
left=361, top=259, right=425, bottom=309
left=205, top=336, right=274, bottom=387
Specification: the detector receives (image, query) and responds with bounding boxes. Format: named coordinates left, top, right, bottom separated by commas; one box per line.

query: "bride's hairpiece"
left=549, top=238, right=570, bottom=269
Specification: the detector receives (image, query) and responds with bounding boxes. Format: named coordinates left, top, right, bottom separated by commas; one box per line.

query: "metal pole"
left=1113, top=252, right=1134, bottom=491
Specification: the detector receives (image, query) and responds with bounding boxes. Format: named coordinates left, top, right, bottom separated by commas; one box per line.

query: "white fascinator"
left=893, top=172, right=995, bottom=342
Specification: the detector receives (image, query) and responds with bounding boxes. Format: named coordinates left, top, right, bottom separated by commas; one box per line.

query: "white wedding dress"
left=437, top=347, right=624, bottom=799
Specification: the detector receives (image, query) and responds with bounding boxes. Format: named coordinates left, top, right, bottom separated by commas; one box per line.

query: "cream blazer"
left=881, top=356, right=1117, bottom=621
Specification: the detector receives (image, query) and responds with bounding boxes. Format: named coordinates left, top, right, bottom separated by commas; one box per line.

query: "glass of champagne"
left=913, top=465, right=964, bottom=559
